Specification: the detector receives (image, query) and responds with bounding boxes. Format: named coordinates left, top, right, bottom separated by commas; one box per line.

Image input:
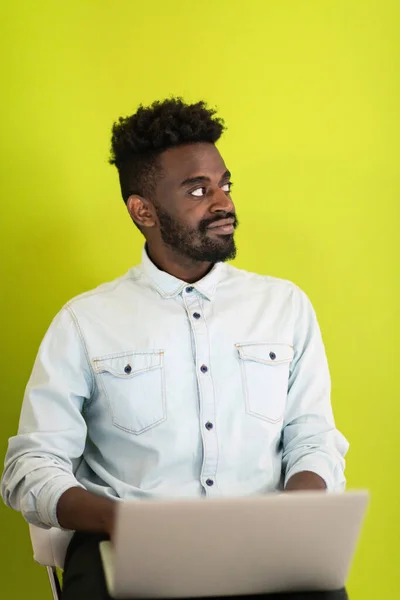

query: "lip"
left=207, top=218, right=235, bottom=229
left=208, top=224, right=235, bottom=235
left=207, top=218, right=235, bottom=234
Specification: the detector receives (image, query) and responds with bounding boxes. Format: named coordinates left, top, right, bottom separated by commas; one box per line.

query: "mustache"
left=198, top=213, right=238, bottom=233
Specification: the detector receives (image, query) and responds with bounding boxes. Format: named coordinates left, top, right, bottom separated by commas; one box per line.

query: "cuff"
left=36, top=474, right=85, bottom=528
left=284, top=456, right=345, bottom=492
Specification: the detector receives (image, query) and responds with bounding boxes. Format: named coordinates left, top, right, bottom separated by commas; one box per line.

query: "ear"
left=127, top=195, right=157, bottom=228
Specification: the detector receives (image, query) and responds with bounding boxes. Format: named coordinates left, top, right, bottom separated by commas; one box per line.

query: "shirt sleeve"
left=0, top=306, right=93, bottom=528
left=282, top=286, right=349, bottom=491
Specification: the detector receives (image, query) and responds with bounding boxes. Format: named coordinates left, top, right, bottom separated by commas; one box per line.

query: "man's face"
left=151, top=143, right=238, bottom=263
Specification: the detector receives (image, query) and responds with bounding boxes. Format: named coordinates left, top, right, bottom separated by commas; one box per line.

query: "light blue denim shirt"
left=1, top=248, right=348, bottom=528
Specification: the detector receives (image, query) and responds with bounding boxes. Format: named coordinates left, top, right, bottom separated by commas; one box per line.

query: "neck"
left=146, top=243, right=213, bottom=283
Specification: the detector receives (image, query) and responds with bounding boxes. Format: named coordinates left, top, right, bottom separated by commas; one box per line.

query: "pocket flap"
left=93, top=350, right=163, bottom=377
left=236, top=343, right=293, bottom=365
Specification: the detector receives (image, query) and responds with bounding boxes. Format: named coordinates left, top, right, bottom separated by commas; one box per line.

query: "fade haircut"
left=109, top=98, right=225, bottom=203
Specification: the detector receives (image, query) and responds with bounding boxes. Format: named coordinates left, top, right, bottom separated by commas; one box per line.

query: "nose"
left=209, top=186, right=235, bottom=214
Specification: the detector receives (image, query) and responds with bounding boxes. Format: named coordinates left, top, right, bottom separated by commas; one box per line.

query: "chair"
left=29, top=524, right=74, bottom=599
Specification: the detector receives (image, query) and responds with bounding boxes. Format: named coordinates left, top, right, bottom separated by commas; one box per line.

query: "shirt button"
left=186, top=286, right=194, bottom=293
left=200, top=365, right=208, bottom=373
left=124, top=364, right=132, bottom=374
left=206, top=478, right=214, bottom=487
left=193, top=312, right=201, bottom=319
left=269, top=352, right=276, bottom=360
left=205, top=422, right=213, bottom=430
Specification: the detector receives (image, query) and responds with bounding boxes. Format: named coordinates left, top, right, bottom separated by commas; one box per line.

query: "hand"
left=105, top=502, right=117, bottom=540
left=57, top=487, right=118, bottom=535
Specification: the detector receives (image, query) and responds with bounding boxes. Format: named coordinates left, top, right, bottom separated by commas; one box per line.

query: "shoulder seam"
left=64, top=304, right=97, bottom=400
left=67, top=273, right=133, bottom=306
left=224, top=264, right=298, bottom=288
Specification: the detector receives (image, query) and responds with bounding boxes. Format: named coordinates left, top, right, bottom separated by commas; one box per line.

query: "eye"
left=189, top=187, right=207, bottom=198
left=221, top=181, right=233, bottom=193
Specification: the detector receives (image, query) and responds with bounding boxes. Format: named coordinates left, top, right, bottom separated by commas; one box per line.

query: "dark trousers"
left=61, top=532, right=348, bottom=600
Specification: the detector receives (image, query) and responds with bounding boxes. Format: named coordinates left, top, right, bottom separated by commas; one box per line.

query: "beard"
left=155, top=206, right=238, bottom=263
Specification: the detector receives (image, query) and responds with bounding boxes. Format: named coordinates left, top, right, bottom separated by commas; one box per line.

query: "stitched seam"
left=97, top=351, right=166, bottom=435
left=289, top=285, right=298, bottom=377
left=202, top=299, right=221, bottom=490
left=238, top=348, right=285, bottom=424
left=65, top=305, right=97, bottom=402
left=183, top=293, right=207, bottom=486
left=235, top=341, right=294, bottom=348
left=94, top=363, right=162, bottom=377
left=235, top=342, right=294, bottom=365
left=67, top=275, right=131, bottom=306
left=92, top=349, right=164, bottom=363
left=137, top=264, right=184, bottom=298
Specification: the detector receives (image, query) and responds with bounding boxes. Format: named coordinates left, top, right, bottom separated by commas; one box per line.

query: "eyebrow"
left=180, top=169, right=231, bottom=188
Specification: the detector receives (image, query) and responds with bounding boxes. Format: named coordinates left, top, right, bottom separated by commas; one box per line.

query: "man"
left=1, top=98, right=349, bottom=599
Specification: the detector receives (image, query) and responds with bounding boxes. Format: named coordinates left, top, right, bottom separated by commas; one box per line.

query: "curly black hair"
left=109, top=98, right=225, bottom=203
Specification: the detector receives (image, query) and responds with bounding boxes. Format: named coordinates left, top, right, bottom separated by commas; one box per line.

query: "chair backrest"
left=29, top=524, right=74, bottom=569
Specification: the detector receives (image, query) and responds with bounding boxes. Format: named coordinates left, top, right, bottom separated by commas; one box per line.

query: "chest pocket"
left=236, top=343, right=294, bottom=424
left=93, top=350, right=166, bottom=435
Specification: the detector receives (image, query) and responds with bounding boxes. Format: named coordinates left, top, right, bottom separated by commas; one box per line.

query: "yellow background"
left=0, top=1, right=399, bottom=597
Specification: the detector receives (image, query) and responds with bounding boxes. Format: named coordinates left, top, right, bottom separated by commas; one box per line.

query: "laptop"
left=100, top=491, right=369, bottom=599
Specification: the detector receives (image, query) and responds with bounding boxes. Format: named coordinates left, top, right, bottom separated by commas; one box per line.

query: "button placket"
left=182, top=290, right=219, bottom=495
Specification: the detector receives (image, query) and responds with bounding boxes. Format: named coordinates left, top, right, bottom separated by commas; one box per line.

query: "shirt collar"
left=139, top=245, right=225, bottom=301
